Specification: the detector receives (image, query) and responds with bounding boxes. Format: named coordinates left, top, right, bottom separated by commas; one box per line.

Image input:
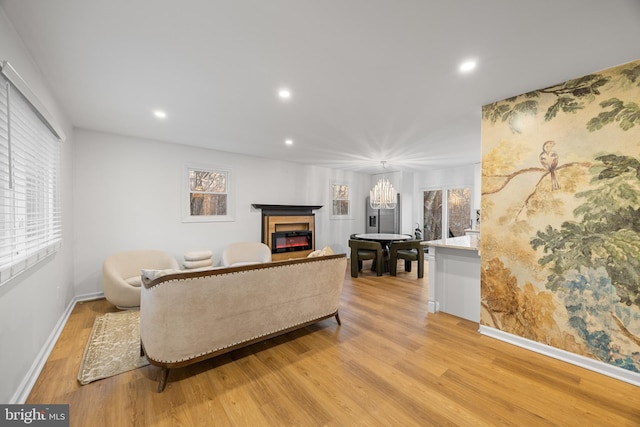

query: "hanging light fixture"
left=370, top=161, right=397, bottom=209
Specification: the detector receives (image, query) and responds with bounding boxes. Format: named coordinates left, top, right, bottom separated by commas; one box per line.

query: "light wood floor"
left=27, top=262, right=640, bottom=426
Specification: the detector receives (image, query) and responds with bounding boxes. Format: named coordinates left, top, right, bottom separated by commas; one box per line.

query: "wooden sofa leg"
left=157, top=367, right=170, bottom=393
left=335, top=312, right=341, bottom=326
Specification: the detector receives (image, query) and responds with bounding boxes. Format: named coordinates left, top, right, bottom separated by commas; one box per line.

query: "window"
left=447, top=188, right=471, bottom=237
left=183, top=165, right=234, bottom=222
left=331, top=182, right=351, bottom=218
left=0, top=62, right=64, bottom=286
left=422, top=187, right=471, bottom=240
left=423, top=189, right=443, bottom=241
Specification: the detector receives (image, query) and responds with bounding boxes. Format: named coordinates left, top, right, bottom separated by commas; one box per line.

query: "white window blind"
left=0, top=62, right=63, bottom=286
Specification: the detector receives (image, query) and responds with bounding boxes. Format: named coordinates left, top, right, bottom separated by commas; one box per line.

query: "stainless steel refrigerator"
left=365, top=194, right=401, bottom=234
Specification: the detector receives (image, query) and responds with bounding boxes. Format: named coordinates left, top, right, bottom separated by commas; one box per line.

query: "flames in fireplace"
left=271, top=231, right=313, bottom=254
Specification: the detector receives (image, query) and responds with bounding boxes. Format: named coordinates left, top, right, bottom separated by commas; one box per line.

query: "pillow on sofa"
left=321, top=245, right=334, bottom=255
left=125, top=276, right=142, bottom=287
left=307, top=245, right=334, bottom=258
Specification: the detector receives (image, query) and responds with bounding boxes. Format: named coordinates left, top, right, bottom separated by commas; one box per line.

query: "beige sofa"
left=140, top=253, right=347, bottom=392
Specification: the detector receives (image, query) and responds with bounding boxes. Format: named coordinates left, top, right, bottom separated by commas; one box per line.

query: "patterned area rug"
left=77, top=310, right=149, bottom=385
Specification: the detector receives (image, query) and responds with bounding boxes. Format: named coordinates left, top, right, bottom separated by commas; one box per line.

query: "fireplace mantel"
left=252, top=204, right=322, bottom=215
left=252, top=204, right=322, bottom=260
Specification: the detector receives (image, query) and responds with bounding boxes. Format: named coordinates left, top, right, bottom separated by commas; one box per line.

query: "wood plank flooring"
left=27, top=261, right=640, bottom=426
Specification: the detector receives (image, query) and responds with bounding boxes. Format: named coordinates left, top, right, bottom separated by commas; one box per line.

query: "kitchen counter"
left=423, top=235, right=480, bottom=322
left=422, top=235, right=478, bottom=251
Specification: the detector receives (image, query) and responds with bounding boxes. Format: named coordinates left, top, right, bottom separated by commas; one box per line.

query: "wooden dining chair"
left=389, top=240, right=424, bottom=278
left=348, top=239, right=383, bottom=277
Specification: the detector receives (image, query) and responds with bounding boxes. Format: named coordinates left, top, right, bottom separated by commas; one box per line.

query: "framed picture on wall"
left=183, top=164, right=235, bottom=222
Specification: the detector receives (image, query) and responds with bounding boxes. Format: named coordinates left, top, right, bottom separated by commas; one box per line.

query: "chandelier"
left=370, top=161, right=397, bottom=209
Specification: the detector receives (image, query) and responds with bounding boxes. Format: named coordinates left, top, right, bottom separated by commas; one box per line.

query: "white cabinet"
left=425, top=236, right=480, bottom=322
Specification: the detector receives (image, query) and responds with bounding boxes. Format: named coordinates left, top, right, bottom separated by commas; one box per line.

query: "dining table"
left=353, top=233, right=413, bottom=273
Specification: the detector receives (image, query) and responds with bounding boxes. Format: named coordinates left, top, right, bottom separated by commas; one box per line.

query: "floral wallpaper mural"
left=480, top=59, right=640, bottom=373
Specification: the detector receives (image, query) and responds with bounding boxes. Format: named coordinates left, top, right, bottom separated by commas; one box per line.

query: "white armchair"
left=221, top=242, right=271, bottom=267
left=102, top=249, right=179, bottom=309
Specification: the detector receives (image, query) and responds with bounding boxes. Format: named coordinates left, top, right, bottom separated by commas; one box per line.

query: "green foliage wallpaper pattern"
left=480, top=59, right=640, bottom=373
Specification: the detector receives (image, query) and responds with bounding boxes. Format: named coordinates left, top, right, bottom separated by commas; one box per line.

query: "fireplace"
left=271, top=230, right=313, bottom=254
left=252, top=204, right=323, bottom=260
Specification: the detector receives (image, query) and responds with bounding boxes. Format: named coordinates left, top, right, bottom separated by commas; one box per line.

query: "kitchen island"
left=423, top=235, right=480, bottom=322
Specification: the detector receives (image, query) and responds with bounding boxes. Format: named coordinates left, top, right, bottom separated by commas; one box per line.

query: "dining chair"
left=348, top=239, right=383, bottom=277
left=389, top=240, right=424, bottom=278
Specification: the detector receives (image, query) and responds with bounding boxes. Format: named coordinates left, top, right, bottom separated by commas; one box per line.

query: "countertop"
left=422, top=235, right=479, bottom=251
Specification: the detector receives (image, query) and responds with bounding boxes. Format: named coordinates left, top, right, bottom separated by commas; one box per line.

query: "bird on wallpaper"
left=539, top=140, right=560, bottom=190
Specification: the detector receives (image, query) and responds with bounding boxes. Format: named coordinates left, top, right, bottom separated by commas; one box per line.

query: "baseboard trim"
left=479, top=325, right=640, bottom=387
left=75, top=291, right=104, bottom=303
left=11, top=291, right=105, bottom=403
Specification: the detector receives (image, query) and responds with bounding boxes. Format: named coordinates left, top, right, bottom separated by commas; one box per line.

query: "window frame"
left=421, top=187, right=443, bottom=241
left=421, top=185, right=472, bottom=240
left=330, top=181, right=352, bottom=220
left=182, top=164, right=235, bottom=222
left=446, top=187, right=472, bottom=237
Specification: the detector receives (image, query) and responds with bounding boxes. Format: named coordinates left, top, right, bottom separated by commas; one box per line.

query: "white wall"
left=73, top=129, right=368, bottom=295
left=0, top=7, right=75, bottom=403
left=400, top=171, right=415, bottom=235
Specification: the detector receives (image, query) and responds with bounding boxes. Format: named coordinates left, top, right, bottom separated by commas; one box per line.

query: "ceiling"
left=2, top=0, right=640, bottom=174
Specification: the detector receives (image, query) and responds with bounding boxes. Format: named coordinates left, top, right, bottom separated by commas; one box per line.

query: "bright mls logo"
left=1, top=405, right=68, bottom=426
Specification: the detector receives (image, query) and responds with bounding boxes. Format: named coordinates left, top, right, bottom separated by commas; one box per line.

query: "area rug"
left=77, top=310, right=149, bottom=385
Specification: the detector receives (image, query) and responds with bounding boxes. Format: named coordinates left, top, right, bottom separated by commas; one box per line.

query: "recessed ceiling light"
left=278, top=88, right=291, bottom=100
left=153, top=110, right=167, bottom=119
left=285, top=139, right=293, bottom=146
left=459, top=60, right=477, bottom=73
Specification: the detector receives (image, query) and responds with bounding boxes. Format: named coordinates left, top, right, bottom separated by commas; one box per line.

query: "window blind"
left=0, top=65, right=62, bottom=286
